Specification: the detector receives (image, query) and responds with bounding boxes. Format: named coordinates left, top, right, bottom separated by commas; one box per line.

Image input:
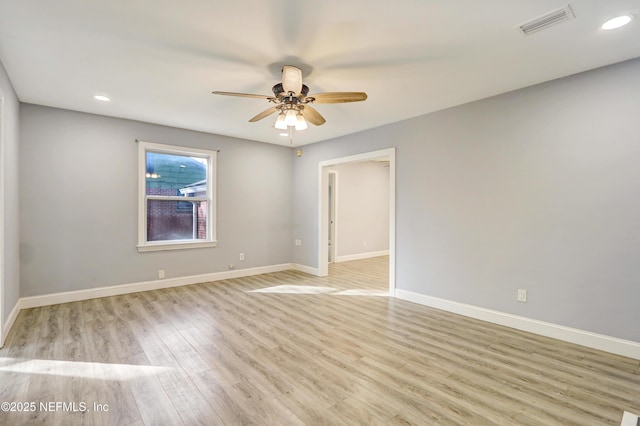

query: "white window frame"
left=137, top=140, right=217, bottom=252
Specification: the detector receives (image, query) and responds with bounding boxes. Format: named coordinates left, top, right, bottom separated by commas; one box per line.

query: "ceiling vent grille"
left=518, top=5, right=575, bottom=35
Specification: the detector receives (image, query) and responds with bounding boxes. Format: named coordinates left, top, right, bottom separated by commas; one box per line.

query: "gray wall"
left=293, top=58, right=640, bottom=342
left=331, top=161, right=389, bottom=258
left=0, top=59, right=20, bottom=330
left=19, top=104, right=293, bottom=297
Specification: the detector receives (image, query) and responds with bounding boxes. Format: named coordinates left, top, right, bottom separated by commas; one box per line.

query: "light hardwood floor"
left=1, top=256, right=638, bottom=425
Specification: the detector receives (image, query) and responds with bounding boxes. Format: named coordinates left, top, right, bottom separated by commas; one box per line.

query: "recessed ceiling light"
left=94, top=94, right=111, bottom=102
left=601, top=15, right=633, bottom=30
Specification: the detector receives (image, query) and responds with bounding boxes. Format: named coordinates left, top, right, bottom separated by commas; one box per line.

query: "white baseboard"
left=293, top=263, right=322, bottom=276
left=395, top=289, right=640, bottom=360
left=621, top=411, right=640, bottom=426
left=18, top=263, right=294, bottom=310
left=1, top=300, right=21, bottom=347
left=335, top=250, right=389, bottom=263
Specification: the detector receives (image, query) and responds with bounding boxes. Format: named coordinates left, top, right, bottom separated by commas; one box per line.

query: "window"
left=137, top=141, right=217, bottom=252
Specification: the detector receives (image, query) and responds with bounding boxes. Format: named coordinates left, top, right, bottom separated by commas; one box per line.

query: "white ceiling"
left=0, top=1, right=639, bottom=146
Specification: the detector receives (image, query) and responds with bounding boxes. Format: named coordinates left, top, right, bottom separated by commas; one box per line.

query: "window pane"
left=138, top=142, right=216, bottom=251
left=146, top=152, right=207, bottom=196
left=147, top=200, right=208, bottom=242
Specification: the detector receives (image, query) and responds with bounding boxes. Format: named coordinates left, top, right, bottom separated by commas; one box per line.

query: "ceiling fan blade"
left=282, top=65, right=303, bottom=95
left=212, top=91, right=272, bottom=100
left=301, top=105, right=326, bottom=126
left=248, top=106, right=280, bottom=122
left=308, top=92, right=368, bottom=104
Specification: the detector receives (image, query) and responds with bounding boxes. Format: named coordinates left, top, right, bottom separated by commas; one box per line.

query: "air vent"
left=518, top=5, right=575, bottom=36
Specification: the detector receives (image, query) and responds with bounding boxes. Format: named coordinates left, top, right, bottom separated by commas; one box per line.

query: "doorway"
left=318, top=148, right=396, bottom=296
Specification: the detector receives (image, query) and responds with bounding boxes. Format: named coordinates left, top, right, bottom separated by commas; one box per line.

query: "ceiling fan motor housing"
left=272, top=83, right=309, bottom=98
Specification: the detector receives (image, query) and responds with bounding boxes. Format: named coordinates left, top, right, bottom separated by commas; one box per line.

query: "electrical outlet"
left=363, top=240, right=368, bottom=247
left=517, top=289, right=527, bottom=302
left=158, top=269, right=165, bottom=279
left=295, top=239, right=302, bottom=246
left=229, top=264, right=235, bottom=270
left=239, top=253, right=245, bottom=261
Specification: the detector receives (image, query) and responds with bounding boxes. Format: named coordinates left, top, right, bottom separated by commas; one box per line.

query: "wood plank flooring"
left=1, top=256, right=639, bottom=425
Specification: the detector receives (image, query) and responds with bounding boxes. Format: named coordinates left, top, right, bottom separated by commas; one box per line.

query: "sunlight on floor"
left=333, top=289, right=389, bottom=297
left=248, top=285, right=388, bottom=297
left=0, top=357, right=173, bottom=380
left=249, top=285, right=336, bottom=294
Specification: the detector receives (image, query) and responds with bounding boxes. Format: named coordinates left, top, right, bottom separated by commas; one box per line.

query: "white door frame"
left=318, top=148, right=396, bottom=296
left=0, top=91, right=5, bottom=347
left=327, top=170, right=338, bottom=263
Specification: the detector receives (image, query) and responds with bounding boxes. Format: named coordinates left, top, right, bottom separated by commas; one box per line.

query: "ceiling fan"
left=212, top=65, right=367, bottom=131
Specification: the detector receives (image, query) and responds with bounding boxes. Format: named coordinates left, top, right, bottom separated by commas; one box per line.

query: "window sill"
left=137, top=240, right=218, bottom=252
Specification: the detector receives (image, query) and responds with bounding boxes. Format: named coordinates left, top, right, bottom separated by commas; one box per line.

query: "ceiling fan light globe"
left=274, top=113, right=287, bottom=130
left=295, top=114, right=308, bottom=130
left=284, top=109, right=298, bottom=127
